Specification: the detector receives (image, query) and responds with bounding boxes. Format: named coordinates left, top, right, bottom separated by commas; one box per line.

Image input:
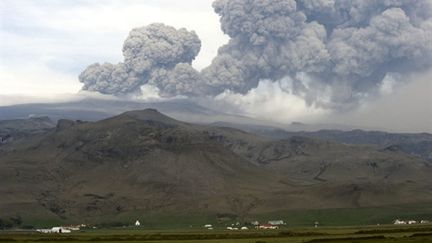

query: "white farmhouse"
left=268, top=220, right=285, bottom=226
left=37, top=227, right=71, bottom=234
left=394, top=219, right=407, bottom=225
left=135, top=220, right=141, bottom=226
left=258, top=224, right=278, bottom=229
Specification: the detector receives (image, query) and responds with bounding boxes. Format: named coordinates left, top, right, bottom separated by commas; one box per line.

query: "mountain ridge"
left=0, top=110, right=431, bottom=226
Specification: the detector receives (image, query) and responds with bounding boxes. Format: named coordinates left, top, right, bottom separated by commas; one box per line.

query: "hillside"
left=0, top=116, right=55, bottom=147
left=212, top=122, right=432, bottom=161
left=0, top=110, right=431, bottom=226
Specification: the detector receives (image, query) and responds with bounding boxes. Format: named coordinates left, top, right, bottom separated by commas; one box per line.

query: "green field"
left=3, top=204, right=432, bottom=242
left=1, top=224, right=432, bottom=243
left=8, top=203, right=432, bottom=230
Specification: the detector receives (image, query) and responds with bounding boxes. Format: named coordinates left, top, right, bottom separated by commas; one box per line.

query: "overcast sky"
left=0, top=0, right=228, bottom=95
left=0, top=0, right=431, bottom=132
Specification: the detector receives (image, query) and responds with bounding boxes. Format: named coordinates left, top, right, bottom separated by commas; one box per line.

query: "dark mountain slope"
left=0, top=116, right=55, bottom=150
left=0, top=110, right=274, bottom=221
left=213, top=122, right=432, bottom=161
left=0, top=110, right=431, bottom=224
left=281, top=130, right=432, bottom=161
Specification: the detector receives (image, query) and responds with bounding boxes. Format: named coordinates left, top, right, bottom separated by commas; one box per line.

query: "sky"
left=0, top=0, right=431, bottom=133
left=0, top=0, right=228, bottom=95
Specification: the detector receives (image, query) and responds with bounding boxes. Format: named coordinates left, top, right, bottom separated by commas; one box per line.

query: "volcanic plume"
left=79, top=0, right=432, bottom=109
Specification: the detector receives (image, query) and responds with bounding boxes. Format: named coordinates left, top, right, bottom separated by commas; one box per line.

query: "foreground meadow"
left=1, top=224, right=432, bottom=243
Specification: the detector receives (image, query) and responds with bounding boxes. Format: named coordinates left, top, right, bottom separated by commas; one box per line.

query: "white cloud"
left=213, top=79, right=329, bottom=123
left=379, top=73, right=400, bottom=95
left=0, top=65, right=81, bottom=95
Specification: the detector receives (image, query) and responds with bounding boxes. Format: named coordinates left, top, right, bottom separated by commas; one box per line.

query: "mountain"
left=218, top=124, right=432, bottom=161
left=0, top=98, right=271, bottom=126
left=0, top=97, right=385, bottom=133
left=0, top=110, right=431, bottom=226
left=283, top=130, right=432, bottom=161
left=0, top=116, right=55, bottom=147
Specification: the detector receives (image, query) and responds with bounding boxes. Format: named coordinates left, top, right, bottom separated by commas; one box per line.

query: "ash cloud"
left=79, top=0, right=432, bottom=109
left=80, top=23, right=202, bottom=96
left=204, top=0, right=432, bottom=108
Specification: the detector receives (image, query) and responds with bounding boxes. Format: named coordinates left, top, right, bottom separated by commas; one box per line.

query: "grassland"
left=1, top=224, right=432, bottom=243
left=9, top=202, right=432, bottom=230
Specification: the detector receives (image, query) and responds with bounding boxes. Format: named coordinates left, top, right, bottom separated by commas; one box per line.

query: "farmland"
left=1, top=224, right=432, bottom=243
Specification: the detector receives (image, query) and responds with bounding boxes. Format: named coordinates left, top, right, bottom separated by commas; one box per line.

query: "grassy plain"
left=12, top=203, right=432, bottom=229
left=3, top=203, right=432, bottom=242
left=1, top=224, right=432, bottom=243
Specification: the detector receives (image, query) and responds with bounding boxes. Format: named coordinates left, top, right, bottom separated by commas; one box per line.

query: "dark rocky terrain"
left=0, top=110, right=431, bottom=225
left=0, top=116, right=55, bottom=147
left=213, top=122, right=432, bottom=161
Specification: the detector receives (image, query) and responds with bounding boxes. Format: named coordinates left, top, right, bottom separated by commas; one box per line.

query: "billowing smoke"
left=203, top=0, right=432, bottom=108
left=80, top=0, right=432, bottom=109
left=79, top=23, right=202, bottom=96
left=80, top=63, right=140, bottom=94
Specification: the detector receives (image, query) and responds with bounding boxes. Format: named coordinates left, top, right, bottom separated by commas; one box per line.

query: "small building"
left=241, top=226, right=249, bottom=230
left=268, top=220, right=285, bottom=226
left=65, top=226, right=80, bottom=231
left=53, top=227, right=71, bottom=233
left=37, top=227, right=71, bottom=234
left=408, top=220, right=418, bottom=225
left=258, top=224, right=278, bottom=230
left=135, top=220, right=141, bottom=226
left=204, top=224, right=213, bottom=228
left=37, top=229, right=51, bottom=234
left=394, top=219, right=407, bottom=225
left=421, top=220, right=430, bottom=224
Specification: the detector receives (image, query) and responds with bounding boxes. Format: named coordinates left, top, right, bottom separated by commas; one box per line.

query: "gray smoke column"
left=202, top=0, right=432, bottom=108
left=79, top=0, right=432, bottom=108
left=80, top=23, right=202, bottom=96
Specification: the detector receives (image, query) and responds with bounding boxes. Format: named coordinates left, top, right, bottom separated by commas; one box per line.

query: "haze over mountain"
left=0, top=97, right=375, bottom=130
left=1, top=0, right=431, bottom=133
left=1, top=110, right=431, bottom=225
